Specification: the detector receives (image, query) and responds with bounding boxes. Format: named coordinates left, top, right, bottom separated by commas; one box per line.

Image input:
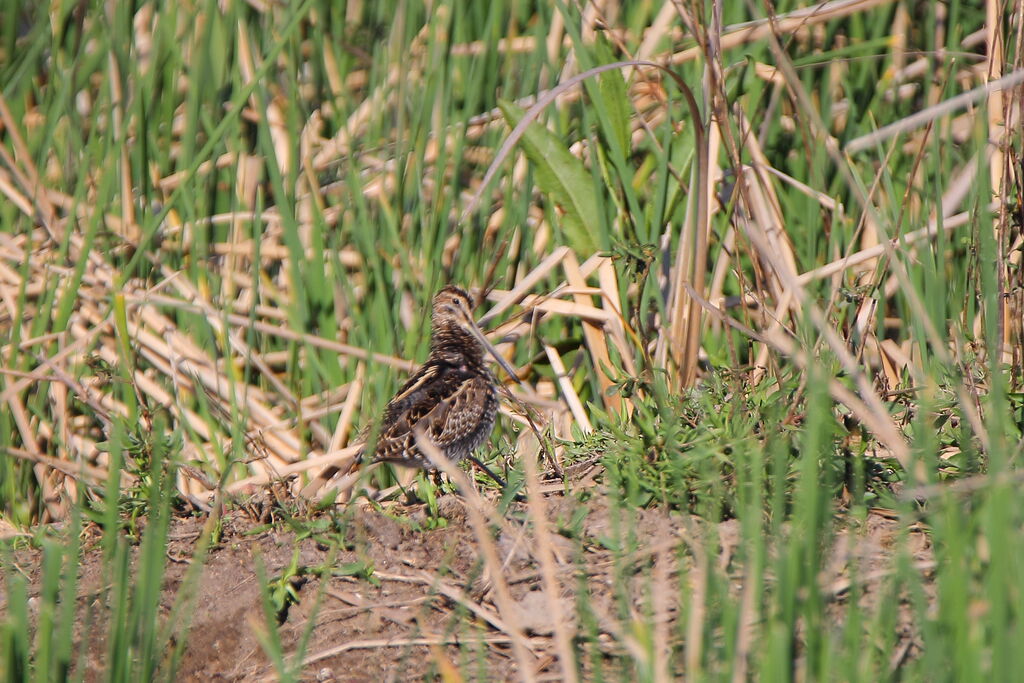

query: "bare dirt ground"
left=4, top=495, right=933, bottom=681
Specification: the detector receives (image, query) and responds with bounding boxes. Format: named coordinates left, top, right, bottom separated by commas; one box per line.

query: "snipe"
left=365, top=285, right=516, bottom=477
left=307, top=285, right=518, bottom=496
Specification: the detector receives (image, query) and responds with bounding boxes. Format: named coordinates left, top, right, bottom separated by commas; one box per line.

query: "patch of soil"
left=2, top=496, right=933, bottom=681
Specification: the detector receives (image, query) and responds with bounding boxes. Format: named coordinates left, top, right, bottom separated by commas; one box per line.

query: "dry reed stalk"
left=485, top=255, right=637, bottom=425
left=706, top=221, right=738, bottom=333
left=108, top=53, right=138, bottom=242
left=76, top=332, right=218, bottom=454
left=797, top=203, right=994, bottom=286
left=651, top=545, right=674, bottom=683
left=103, top=300, right=311, bottom=483
left=846, top=67, right=1024, bottom=154
left=682, top=524, right=707, bottom=679
left=0, top=317, right=107, bottom=405
left=499, top=403, right=552, bottom=430
left=655, top=11, right=717, bottom=387
left=162, top=277, right=304, bottom=423
left=48, top=364, right=70, bottom=491
left=0, top=171, right=34, bottom=219
left=65, top=321, right=122, bottom=407
left=202, top=240, right=362, bottom=270
left=226, top=444, right=363, bottom=494
left=3, top=447, right=108, bottom=487
left=415, top=430, right=538, bottom=680
left=748, top=217, right=919, bottom=457
left=756, top=7, right=998, bottom=466
left=449, top=35, right=538, bottom=57
left=597, top=258, right=638, bottom=378
left=542, top=344, right=592, bottom=434
left=374, top=569, right=521, bottom=640
left=757, top=163, right=840, bottom=211
left=751, top=289, right=796, bottom=385
left=330, top=363, right=363, bottom=452
left=494, top=294, right=614, bottom=324
left=0, top=95, right=60, bottom=238
left=670, top=0, right=896, bottom=65
left=124, top=293, right=417, bottom=371
left=299, top=365, right=365, bottom=498
left=687, top=112, right=719, bottom=387
left=478, top=246, right=571, bottom=324
left=563, top=250, right=618, bottom=411
left=8, top=393, right=64, bottom=520
left=237, top=26, right=290, bottom=178
left=730, top=556, right=759, bottom=683
left=879, top=339, right=915, bottom=388
left=302, top=635, right=518, bottom=667
left=156, top=152, right=240, bottom=191
left=737, top=165, right=799, bottom=315
left=687, top=280, right=913, bottom=470
left=985, top=0, right=1013, bottom=366
left=737, top=132, right=798, bottom=265
left=225, top=157, right=264, bottom=306
left=636, top=0, right=680, bottom=61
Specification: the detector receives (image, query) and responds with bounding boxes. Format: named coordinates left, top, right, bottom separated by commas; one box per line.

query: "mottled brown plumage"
left=302, top=285, right=520, bottom=500
left=365, top=286, right=499, bottom=470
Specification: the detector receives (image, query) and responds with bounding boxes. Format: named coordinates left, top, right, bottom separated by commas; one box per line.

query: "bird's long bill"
left=458, top=302, right=525, bottom=387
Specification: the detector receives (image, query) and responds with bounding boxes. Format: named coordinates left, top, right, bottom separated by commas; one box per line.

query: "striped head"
left=429, top=285, right=521, bottom=383
left=432, top=285, right=475, bottom=327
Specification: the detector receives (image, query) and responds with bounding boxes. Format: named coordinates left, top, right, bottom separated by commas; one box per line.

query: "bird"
left=303, top=285, right=519, bottom=498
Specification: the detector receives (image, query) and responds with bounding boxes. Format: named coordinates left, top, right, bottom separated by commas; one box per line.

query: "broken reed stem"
left=415, top=428, right=538, bottom=682
left=303, top=635, right=517, bottom=666
left=520, top=433, right=578, bottom=683
left=373, top=570, right=521, bottom=642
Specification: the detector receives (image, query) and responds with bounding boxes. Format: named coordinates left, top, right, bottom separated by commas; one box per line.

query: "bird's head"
left=431, top=285, right=476, bottom=331
left=430, top=285, right=521, bottom=384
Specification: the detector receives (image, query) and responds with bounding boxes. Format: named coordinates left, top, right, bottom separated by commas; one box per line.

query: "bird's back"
left=369, top=356, right=498, bottom=469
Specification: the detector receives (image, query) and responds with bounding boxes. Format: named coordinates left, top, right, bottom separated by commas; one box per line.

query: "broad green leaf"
left=499, top=100, right=600, bottom=253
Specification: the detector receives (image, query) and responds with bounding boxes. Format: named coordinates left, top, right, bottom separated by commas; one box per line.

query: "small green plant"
left=594, top=368, right=821, bottom=516
left=265, top=549, right=306, bottom=626
left=328, top=559, right=378, bottom=585
left=253, top=547, right=338, bottom=683
left=90, top=414, right=183, bottom=535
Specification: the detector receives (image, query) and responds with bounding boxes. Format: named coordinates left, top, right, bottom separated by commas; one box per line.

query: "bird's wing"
left=378, top=364, right=441, bottom=425
left=373, top=374, right=490, bottom=464
left=428, top=374, right=491, bottom=446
